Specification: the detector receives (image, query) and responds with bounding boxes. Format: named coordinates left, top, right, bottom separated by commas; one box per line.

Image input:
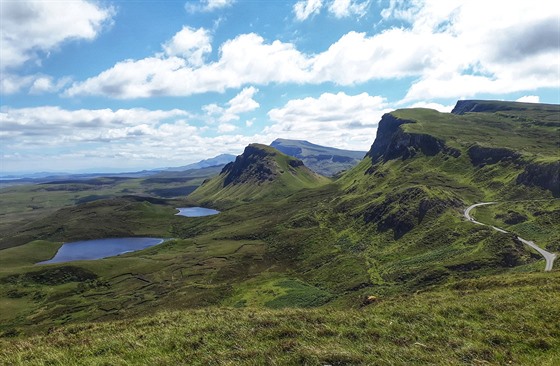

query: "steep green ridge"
left=0, top=100, right=558, bottom=364
left=189, top=143, right=330, bottom=207
left=329, top=101, right=559, bottom=290
left=270, top=138, right=366, bottom=176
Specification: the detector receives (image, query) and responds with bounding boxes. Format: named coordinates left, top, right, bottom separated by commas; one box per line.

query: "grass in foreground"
left=1, top=271, right=559, bottom=366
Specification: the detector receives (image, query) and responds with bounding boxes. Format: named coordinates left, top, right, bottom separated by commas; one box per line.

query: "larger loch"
left=38, top=237, right=164, bottom=264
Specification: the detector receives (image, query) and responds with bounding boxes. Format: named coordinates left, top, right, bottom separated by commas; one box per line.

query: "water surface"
left=38, top=237, right=164, bottom=264
left=175, top=207, right=220, bottom=217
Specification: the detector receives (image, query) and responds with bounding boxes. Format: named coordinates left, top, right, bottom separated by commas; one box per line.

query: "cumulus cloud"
left=0, top=104, right=268, bottom=172
left=266, top=92, right=389, bottom=150
left=406, top=101, right=454, bottom=112
left=0, top=0, right=113, bottom=71
left=0, top=106, right=191, bottom=142
left=186, top=0, right=235, bottom=13
left=0, top=74, right=35, bottom=94
left=1, top=92, right=391, bottom=172
left=516, top=95, right=540, bottom=103
left=328, top=0, right=370, bottom=18
left=29, top=76, right=72, bottom=95
left=162, top=26, right=212, bottom=67
left=293, top=0, right=323, bottom=21
left=387, top=0, right=560, bottom=102
left=203, top=86, right=260, bottom=124
left=64, top=1, right=558, bottom=102
left=66, top=33, right=310, bottom=98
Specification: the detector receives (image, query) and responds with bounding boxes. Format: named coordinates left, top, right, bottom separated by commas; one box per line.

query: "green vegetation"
left=189, top=144, right=330, bottom=207
left=2, top=272, right=559, bottom=365
left=0, top=100, right=558, bottom=364
left=0, top=167, right=221, bottom=250
left=470, top=200, right=560, bottom=251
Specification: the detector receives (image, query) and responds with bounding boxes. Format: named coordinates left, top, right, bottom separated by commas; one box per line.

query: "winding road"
left=464, top=202, right=557, bottom=271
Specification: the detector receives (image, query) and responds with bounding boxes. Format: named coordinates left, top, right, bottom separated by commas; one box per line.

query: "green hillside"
left=188, top=143, right=330, bottom=207
left=0, top=100, right=558, bottom=365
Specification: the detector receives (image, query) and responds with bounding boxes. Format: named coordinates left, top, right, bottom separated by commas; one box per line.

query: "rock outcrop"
left=222, top=145, right=278, bottom=186
left=516, top=162, right=560, bottom=197
left=467, top=144, right=521, bottom=166
left=365, top=113, right=460, bottom=165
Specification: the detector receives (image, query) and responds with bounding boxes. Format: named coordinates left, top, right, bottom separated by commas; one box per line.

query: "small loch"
left=38, top=237, right=165, bottom=264
left=175, top=207, right=220, bottom=217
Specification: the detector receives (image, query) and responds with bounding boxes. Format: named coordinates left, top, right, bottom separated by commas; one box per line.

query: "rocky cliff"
left=517, top=162, right=560, bottom=197
left=365, top=113, right=460, bottom=164
left=189, top=144, right=329, bottom=206
left=221, top=145, right=278, bottom=186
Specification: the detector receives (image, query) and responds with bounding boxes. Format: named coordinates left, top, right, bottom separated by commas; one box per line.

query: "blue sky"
left=1, top=0, right=559, bottom=173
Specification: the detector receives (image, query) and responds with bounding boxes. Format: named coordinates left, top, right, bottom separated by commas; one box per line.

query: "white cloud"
left=225, top=86, right=260, bottom=115
left=0, top=0, right=114, bottom=71
left=387, top=0, right=560, bottom=102
left=0, top=106, right=191, bottom=142
left=29, top=76, right=72, bottom=94
left=1, top=73, right=72, bottom=95
left=516, top=95, right=540, bottom=103
left=66, top=33, right=310, bottom=98
left=328, top=0, right=370, bottom=18
left=64, top=1, right=559, bottom=101
left=310, top=29, right=439, bottom=84
left=406, top=101, right=454, bottom=112
left=217, top=123, right=237, bottom=133
left=293, top=0, right=323, bottom=21
left=186, top=0, right=235, bottom=13
left=266, top=92, right=389, bottom=151
left=203, top=86, right=260, bottom=124
left=162, top=26, right=212, bottom=67
left=0, top=74, right=35, bottom=94
left=0, top=104, right=270, bottom=172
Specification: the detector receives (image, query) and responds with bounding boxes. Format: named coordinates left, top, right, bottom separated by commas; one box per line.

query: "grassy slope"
left=189, top=144, right=330, bottom=207
left=0, top=101, right=558, bottom=364
left=2, top=272, right=559, bottom=366
left=329, top=105, right=559, bottom=289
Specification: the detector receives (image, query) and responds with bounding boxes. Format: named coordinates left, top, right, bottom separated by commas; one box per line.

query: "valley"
left=0, top=100, right=559, bottom=365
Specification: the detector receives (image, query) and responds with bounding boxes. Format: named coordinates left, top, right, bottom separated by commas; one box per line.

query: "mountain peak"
left=189, top=144, right=329, bottom=206
left=270, top=138, right=366, bottom=177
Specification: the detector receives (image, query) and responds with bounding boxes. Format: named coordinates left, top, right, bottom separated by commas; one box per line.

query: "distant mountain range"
left=164, top=154, right=236, bottom=171
left=270, top=138, right=366, bottom=176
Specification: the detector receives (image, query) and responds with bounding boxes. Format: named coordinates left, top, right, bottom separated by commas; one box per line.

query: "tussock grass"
left=2, top=271, right=559, bottom=365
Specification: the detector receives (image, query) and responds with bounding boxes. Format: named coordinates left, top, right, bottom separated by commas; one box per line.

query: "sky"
left=1, top=0, right=559, bottom=174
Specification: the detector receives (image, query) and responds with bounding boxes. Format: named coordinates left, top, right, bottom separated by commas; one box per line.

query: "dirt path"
left=464, top=202, right=556, bottom=271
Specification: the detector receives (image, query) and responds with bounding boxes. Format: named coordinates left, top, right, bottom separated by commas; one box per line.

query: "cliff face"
left=467, top=144, right=521, bottom=166
left=221, top=145, right=278, bottom=186
left=517, top=162, right=560, bottom=197
left=189, top=144, right=329, bottom=206
left=365, top=113, right=460, bottom=165
left=451, top=100, right=516, bottom=115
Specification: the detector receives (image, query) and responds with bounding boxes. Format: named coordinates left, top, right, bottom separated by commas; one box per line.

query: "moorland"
left=0, top=100, right=559, bottom=365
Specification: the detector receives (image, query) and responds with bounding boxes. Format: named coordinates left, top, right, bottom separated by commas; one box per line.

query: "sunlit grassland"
left=1, top=271, right=559, bottom=366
